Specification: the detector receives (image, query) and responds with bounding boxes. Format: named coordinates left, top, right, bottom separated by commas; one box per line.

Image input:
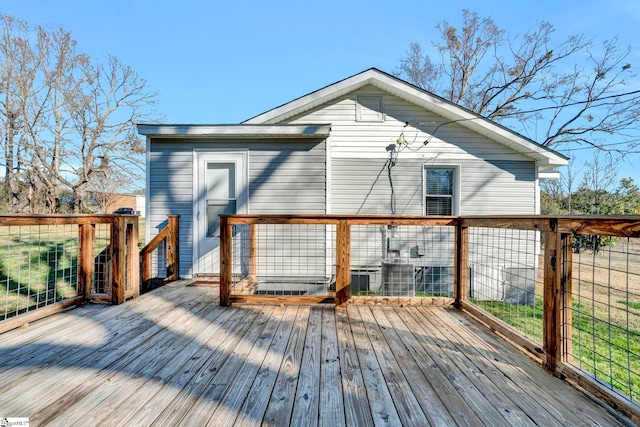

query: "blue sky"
left=3, top=0, right=640, bottom=185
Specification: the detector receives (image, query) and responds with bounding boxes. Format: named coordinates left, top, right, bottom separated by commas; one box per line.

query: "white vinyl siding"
left=281, top=85, right=536, bottom=216
left=285, top=86, right=532, bottom=160
left=281, top=88, right=538, bottom=289
left=148, top=149, right=194, bottom=278
left=148, top=139, right=326, bottom=277
left=330, top=158, right=534, bottom=215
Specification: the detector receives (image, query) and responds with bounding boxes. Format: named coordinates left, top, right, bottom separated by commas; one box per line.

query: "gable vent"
left=356, top=95, right=384, bottom=122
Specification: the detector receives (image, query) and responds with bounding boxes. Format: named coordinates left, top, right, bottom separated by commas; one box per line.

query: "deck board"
left=426, top=307, right=567, bottom=425
left=83, top=306, right=238, bottom=426
left=28, top=296, right=217, bottom=425
left=358, top=305, right=432, bottom=426
left=50, top=305, right=233, bottom=426
left=233, top=305, right=298, bottom=427
left=347, top=304, right=403, bottom=426
left=373, top=306, right=459, bottom=427
left=396, top=307, right=511, bottom=425
left=1, top=295, right=212, bottom=417
left=204, top=304, right=286, bottom=426
left=262, top=305, right=309, bottom=426
left=335, top=307, right=375, bottom=427
left=290, top=305, right=322, bottom=427
left=0, top=280, right=634, bottom=426
left=411, top=307, right=535, bottom=426
left=319, top=306, right=346, bottom=427
left=124, top=305, right=263, bottom=426
left=169, top=305, right=277, bottom=426
left=382, top=306, right=484, bottom=427
left=442, top=307, right=628, bottom=425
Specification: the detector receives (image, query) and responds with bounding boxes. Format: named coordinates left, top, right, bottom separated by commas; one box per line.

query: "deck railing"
left=219, top=214, right=640, bottom=422
left=140, top=214, right=180, bottom=292
left=0, top=214, right=140, bottom=332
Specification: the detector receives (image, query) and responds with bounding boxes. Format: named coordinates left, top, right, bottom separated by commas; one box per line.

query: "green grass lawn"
left=0, top=223, right=113, bottom=318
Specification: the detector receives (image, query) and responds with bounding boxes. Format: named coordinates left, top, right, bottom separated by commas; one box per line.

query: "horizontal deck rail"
left=219, top=213, right=640, bottom=424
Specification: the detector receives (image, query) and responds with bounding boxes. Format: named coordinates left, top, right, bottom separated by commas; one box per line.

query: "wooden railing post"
left=127, top=217, right=140, bottom=299
left=167, top=214, right=180, bottom=281
left=111, top=216, right=126, bottom=305
left=543, top=219, right=561, bottom=374
left=454, top=221, right=469, bottom=309
left=141, top=243, right=152, bottom=292
left=335, top=219, right=351, bottom=306
left=219, top=215, right=232, bottom=306
left=78, top=223, right=95, bottom=297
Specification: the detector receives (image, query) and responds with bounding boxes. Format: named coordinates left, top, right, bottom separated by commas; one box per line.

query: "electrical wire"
left=396, top=117, right=640, bottom=158
left=387, top=148, right=398, bottom=214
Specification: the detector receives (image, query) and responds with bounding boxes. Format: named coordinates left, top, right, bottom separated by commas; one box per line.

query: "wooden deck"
left=0, top=280, right=633, bottom=426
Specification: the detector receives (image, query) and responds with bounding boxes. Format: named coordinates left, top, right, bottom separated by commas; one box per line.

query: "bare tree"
left=396, top=10, right=640, bottom=154
left=0, top=14, right=157, bottom=213
left=57, top=55, right=153, bottom=212
left=580, top=152, right=619, bottom=197
left=87, top=167, right=131, bottom=213
left=562, top=159, right=582, bottom=214
left=0, top=15, right=45, bottom=212
left=540, top=158, right=582, bottom=214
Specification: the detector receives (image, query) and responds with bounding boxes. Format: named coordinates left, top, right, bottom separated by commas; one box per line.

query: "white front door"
left=193, top=151, right=247, bottom=275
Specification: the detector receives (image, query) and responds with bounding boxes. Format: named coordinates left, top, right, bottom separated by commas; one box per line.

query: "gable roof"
left=244, top=68, right=568, bottom=168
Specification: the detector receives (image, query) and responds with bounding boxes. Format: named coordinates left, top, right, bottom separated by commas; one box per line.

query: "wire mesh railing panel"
left=568, top=234, right=640, bottom=403
left=350, top=225, right=454, bottom=297
left=230, top=223, right=336, bottom=296
left=93, top=223, right=111, bottom=295
left=150, top=240, right=167, bottom=282
left=467, top=226, right=544, bottom=343
left=0, top=224, right=80, bottom=320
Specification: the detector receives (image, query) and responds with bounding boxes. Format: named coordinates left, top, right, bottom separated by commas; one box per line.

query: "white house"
left=138, top=68, right=568, bottom=293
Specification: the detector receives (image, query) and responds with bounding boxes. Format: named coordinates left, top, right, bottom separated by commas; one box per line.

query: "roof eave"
left=137, top=124, right=331, bottom=139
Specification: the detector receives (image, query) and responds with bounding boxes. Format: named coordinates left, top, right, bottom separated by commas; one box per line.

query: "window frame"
left=423, top=165, right=460, bottom=216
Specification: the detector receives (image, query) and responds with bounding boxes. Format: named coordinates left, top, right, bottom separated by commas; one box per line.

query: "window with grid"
left=424, top=167, right=454, bottom=215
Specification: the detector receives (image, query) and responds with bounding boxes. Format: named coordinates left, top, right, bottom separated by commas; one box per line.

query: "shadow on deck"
left=0, top=279, right=634, bottom=426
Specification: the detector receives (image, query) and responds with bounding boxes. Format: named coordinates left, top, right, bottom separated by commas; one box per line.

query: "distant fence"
left=219, top=214, right=640, bottom=422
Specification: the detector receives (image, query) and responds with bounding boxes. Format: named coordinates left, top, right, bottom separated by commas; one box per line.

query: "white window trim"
left=423, top=164, right=460, bottom=216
